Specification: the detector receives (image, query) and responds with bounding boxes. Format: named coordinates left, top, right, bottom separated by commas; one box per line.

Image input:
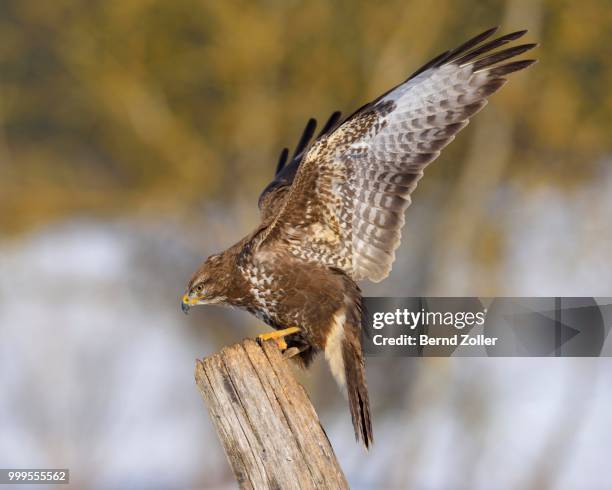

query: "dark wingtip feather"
left=291, top=117, right=317, bottom=160
left=460, top=26, right=500, bottom=47
left=484, top=25, right=501, bottom=36
left=318, top=111, right=342, bottom=137
left=407, top=27, right=499, bottom=82
left=488, top=58, right=538, bottom=77
left=495, top=28, right=528, bottom=42
left=408, top=49, right=451, bottom=80
left=477, top=77, right=508, bottom=97
left=453, top=29, right=529, bottom=65
left=447, top=26, right=500, bottom=58
left=274, top=147, right=289, bottom=175
left=472, top=43, right=538, bottom=71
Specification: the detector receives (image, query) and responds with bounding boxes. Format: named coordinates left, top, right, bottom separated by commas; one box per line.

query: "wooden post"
left=195, top=338, right=349, bottom=490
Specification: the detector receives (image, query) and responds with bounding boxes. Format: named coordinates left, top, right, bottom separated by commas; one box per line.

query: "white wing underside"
left=262, top=28, right=537, bottom=283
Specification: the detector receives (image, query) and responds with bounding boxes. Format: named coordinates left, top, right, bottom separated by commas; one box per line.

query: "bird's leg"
left=257, top=326, right=301, bottom=351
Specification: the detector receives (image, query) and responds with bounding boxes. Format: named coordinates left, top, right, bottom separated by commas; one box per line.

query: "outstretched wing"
left=258, top=112, right=342, bottom=220
left=259, top=27, right=537, bottom=282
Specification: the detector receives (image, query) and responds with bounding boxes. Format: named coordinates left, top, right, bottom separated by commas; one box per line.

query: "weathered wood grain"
left=195, top=338, right=348, bottom=490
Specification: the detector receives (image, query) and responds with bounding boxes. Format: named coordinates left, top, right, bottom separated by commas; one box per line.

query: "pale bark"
left=195, top=339, right=349, bottom=490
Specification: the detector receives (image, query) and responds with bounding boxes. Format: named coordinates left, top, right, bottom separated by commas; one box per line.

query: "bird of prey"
left=182, top=27, right=536, bottom=448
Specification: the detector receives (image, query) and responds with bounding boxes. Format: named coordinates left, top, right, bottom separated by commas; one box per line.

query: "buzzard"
left=182, top=27, right=536, bottom=448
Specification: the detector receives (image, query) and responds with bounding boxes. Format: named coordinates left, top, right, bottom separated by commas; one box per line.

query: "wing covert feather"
left=258, top=28, right=537, bottom=282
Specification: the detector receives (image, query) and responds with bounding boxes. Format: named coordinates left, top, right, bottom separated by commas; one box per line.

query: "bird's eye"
left=194, top=283, right=205, bottom=294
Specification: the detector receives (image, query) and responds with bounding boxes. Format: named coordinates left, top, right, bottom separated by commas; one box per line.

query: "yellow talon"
left=257, top=327, right=301, bottom=351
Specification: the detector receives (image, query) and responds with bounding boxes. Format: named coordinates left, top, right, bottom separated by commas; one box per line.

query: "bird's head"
left=182, top=253, right=232, bottom=313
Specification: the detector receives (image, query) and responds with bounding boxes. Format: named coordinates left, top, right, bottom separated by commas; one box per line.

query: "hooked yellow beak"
left=181, top=294, right=196, bottom=314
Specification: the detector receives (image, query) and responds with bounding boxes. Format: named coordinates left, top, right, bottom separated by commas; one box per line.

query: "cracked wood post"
left=195, top=338, right=349, bottom=490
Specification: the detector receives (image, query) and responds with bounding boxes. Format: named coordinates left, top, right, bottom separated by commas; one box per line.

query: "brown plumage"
left=183, top=27, right=537, bottom=449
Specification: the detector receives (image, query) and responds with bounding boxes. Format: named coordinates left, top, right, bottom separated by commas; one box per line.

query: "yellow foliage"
left=0, top=0, right=609, bottom=232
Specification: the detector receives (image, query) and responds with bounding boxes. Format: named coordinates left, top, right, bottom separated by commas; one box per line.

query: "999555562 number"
left=0, top=470, right=69, bottom=484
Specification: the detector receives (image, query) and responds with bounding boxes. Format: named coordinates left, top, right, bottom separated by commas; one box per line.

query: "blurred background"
left=0, top=0, right=611, bottom=488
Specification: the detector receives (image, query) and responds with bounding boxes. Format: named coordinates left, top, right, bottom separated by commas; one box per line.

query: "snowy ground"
left=1, top=169, right=611, bottom=489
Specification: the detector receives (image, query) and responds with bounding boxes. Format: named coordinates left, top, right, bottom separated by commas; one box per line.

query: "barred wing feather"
left=260, top=27, right=537, bottom=282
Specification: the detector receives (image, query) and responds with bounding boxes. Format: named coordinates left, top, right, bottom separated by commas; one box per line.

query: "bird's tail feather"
left=325, top=271, right=373, bottom=448
left=342, top=325, right=373, bottom=449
